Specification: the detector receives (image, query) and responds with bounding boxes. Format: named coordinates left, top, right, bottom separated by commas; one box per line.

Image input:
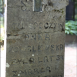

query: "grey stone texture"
left=6, top=0, right=68, bottom=77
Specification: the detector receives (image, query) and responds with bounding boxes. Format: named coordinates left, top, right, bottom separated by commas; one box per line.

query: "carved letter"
left=56, top=45, right=59, bottom=51
left=60, top=44, right=63, bottom=50
left=45, top=33, right=50, bottom=40
left=44, top=56, right=48, bottom=62
left=46, top=66, right=51, bottom=72
left=28, top=69, right=33, bottom=74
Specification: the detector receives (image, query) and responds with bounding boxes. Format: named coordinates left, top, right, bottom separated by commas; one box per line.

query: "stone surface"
left=6, top=0, right=68, bottom=77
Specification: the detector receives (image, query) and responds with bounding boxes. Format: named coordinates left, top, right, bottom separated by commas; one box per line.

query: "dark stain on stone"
left=14, top=34, right=19, bottom=36
left=7, top=34, right=11, bottom=37
left=49, top=70, right=51, bottom=72
left=48, top=0, right=53, bottom=6
left=20, top=27, right=25, bottom=29
left=61, top=28, right=65, bottom=32
left=7, top=39, right=16, bottom=44
left=29, top=58, right=34, bottom=63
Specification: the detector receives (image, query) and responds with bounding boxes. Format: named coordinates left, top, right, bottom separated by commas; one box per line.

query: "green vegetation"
left=65, top=20, right=77, bottom=35
left=0, top=0, right=4, bottom=14
left=65, top=0, right=77, bottom=35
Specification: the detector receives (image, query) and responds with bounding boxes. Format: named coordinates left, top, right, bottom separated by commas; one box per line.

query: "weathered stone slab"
left=6, top=0, right=68, bottom=77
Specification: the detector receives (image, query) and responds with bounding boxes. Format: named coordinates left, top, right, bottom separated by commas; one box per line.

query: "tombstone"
left=6, top=0, right=68, bottom=77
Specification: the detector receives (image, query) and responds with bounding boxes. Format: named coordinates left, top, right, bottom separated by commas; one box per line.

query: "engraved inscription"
left=21, top=1, right=26, bottom=11
left=9, top=44, right=64, bottom=53
left=11, top=55, right=64, bottom=65
left=12, top=68, right=63, bottom=76
left=44, top=22, right=65, bottom=32
left=12, top=66, right=52, bottom=76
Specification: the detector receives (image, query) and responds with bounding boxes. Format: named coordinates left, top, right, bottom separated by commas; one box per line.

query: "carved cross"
left=33, top=0, right=42, bottom=12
